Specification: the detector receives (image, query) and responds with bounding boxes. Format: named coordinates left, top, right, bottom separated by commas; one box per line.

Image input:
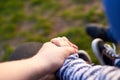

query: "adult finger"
left=62, top=36, right=78, bottom=49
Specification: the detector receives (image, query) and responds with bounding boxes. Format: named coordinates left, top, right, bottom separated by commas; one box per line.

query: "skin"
left=39, top=36, right=78, bottom=80
left=0, top=37, right=78, bottom=80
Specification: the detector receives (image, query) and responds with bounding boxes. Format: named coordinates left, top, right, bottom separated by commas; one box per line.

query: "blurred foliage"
left=2, top=44, right=14, bottom=61
left=60, top=5, right=106, bottom=24
left=0, top=25, right=16, bottom=41
left=0, top=0, right=105, bottom=63
left=30, top=0, right=61, bottom=13
left=70, top=0, right=90, bottom=4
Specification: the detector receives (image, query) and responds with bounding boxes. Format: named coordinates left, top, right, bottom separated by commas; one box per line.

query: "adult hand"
left=33, top=37, right=78, bottom=74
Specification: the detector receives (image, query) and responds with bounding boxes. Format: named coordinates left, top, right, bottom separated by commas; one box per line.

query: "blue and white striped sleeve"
left=57, top=54, right=120, bottom=80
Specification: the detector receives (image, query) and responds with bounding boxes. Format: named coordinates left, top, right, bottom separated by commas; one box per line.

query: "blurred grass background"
left=0, top=0, right=107, bottom=64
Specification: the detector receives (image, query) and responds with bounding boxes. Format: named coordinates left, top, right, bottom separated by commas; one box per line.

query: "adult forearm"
left=0, top=57, right=49, bottom=80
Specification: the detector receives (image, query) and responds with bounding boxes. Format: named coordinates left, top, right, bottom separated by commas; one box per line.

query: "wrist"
left=31, top=55, right=53, bottom=76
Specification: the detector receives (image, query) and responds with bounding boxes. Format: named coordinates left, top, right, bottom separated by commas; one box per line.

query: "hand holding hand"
left=33, top=37, right=78, bottom=73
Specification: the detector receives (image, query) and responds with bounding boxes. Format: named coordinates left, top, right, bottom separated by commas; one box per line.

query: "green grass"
left=2, top=44, right=14, bottom=61
left=60, top=5, right=106, bottom=24
left=0, top=25, right=17, bottom=41
left=70, top=0, right=90, bottom=4
left=30, top=0, right=61, bottom=13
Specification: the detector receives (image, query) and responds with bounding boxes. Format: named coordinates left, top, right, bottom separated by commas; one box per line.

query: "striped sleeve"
left=57, top=54, right=120, bottom=80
